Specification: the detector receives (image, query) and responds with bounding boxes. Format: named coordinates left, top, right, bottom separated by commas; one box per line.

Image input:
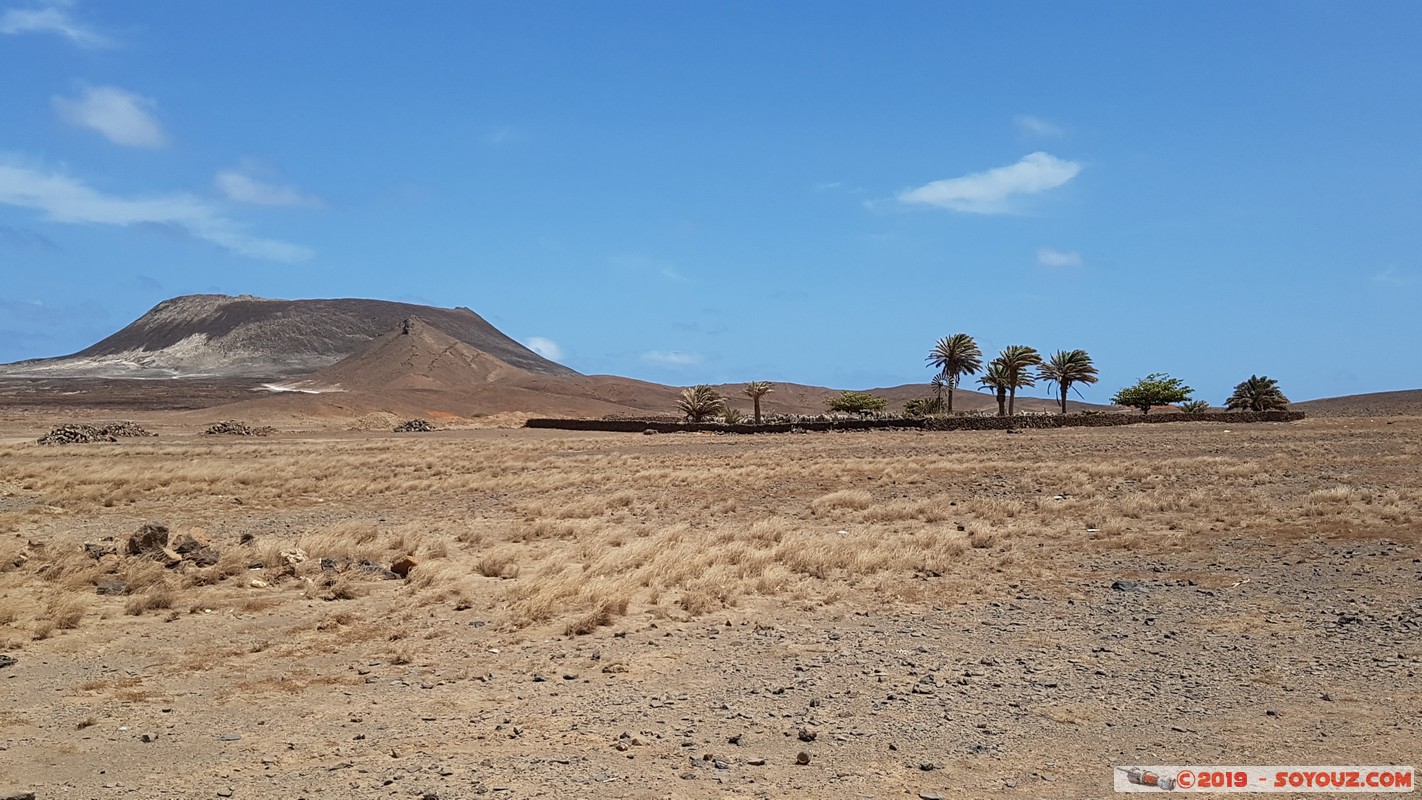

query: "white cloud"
left=1037, top=247, right=1083, bottom=268
left=524, top=336, right=564, bottom=360
left=642, top=350, right=701, bottom=366
left=898, top=152, right=1082, bottom=214
left=1, top=2, right=111, bottom=48
left=215, top=167, right=319, bottom=207
left=0, top=160, right=312, bottom=262
left=52, top=86, right=166, bottom=148
left=1015, top=115, right=1065, bottom=137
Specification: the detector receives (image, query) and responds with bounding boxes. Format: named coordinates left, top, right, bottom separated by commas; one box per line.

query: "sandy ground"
left=0, top=411, right=1418, bottom=799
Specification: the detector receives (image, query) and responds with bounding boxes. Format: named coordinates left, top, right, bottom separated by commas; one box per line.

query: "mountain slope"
left=3, top=294, right=575, bottom=379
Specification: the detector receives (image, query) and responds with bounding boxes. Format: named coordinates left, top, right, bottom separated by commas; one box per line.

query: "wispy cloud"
left=1, top=2, right=111, bottom=48
left=215, top=165, right=320, bottom=207
left=1036, top=247, right=1083, bottom=268
left=1015, top=114, right=1065, bottom=137
left=898, top=152, right=1082, bottom=214
left=0, top=160, right=312, bottom=262
left=53, top=86, right=166, bottom=148
left=642, top=350, right=701, bottom=366
left=482, top=125, right=519, bottom=146
left=1373, top=266, right=1413, bottom=287
left=0, top=225, right=59, bottom=250
left=524, top=336, right=564, bottom=361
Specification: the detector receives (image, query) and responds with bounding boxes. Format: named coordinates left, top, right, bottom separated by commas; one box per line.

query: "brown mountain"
left=2, top=294, right=574, bottom=379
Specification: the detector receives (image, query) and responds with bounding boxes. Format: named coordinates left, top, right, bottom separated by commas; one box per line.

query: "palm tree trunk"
left=1008, top=387, right=1016, bottom=416
left=753, top=397, right=762, bottom=425
left=996, top=388, right=1007, bottom=416
left=1060, top=384, right=1068, bottom=414
left=946, top=388, right=954, bottom=414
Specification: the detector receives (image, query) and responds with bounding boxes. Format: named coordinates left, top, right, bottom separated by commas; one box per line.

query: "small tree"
left=827, top=391, right=887, bottom=415
left=978, top=361, right=1010, bottom=416
left=722, top=407, right=745, bottom=424
left=677, top=385, right=725, bottom=422
left=996, top=345, right=1042, bottom=415
left=1110, top=373, right=1192, bottom=415
left=904, top=396, right=943, bottom=417
left=743, top=381, right=773, bottom=425
left=1037, top=349, right=1099, bottom=414
left=1178, top=400, right=1211, bottom=414
left=926, top=333, right=983, bottom=413
left=1225, top=375, right=1290, bottom=411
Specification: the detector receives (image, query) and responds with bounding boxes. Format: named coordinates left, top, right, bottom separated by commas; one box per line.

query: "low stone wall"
left=524, top=411, right=1305, bottom=434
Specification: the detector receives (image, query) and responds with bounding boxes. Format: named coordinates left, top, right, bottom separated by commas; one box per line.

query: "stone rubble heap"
left=36, top=421, right=156, bottom=445
left=204, top=420, right=278, bottom=436
left=393, top=419, right=435, bottom=432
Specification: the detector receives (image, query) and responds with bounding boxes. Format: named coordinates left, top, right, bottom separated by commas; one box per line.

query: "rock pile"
left=100, top=421, right=156, bottom=438
left=82, top=523, right=224, bottom=579
left=394, top=419, right=435, bottom=432
left=36, top=421, right=156, bottom=445
left=204, top=420, right=277, bottom=436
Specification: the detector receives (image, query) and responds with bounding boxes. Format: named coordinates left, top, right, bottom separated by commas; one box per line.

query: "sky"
left=1, top=1, right=1419, bottom=404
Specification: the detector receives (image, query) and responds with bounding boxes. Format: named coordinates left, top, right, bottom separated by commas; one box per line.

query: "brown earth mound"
left=1294, top=389, right=1422, bottom=417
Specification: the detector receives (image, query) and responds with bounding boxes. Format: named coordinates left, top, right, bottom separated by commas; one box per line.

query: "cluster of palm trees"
left=926, top=334, right=1097, bottom=416
left=677, top=381, right=775, bottom=424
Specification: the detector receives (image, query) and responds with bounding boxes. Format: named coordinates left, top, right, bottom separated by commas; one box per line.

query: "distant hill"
left=1294, top=390, right=1422, bottom=417
left=1, top=294, right=575, bottom=379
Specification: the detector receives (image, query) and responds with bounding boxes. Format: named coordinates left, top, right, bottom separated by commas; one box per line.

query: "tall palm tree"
left=978, top=361, right=1010, bottom=417
left=996, top=345, right=1042, bottom=415
left=925, top=333, right=983, bottom=413
left=743, top=381, right=773, bottom=425
left=677, top=385, right=725, bottom=422
left=1225, top=375, right=1290, bottom=411
left=1037, top=349, right=1099, bottom=414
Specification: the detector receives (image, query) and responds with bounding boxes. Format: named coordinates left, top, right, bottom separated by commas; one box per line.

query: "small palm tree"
left=979, top=361, right=1010, bottom=416
left=996, top=345, right=1042, bottom=415
left=926, top=333, right=983, bottom=413
left=1225, top=375, right=1290, bottom=412
left=743, top=381, right=773, bottom=425
left=677, top=385, right=725, bottom=422
left=1178, top=400, right=1211, bottom=414
left=1037, top=349, right=1099, bottom=414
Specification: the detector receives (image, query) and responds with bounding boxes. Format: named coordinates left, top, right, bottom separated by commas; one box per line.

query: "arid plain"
left=1, top=406, right=1418, bottom=799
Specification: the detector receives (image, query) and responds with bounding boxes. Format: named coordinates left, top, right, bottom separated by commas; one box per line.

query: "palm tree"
left=978, top=361, right=1010, bottom=416
left=1037, top=349, right=1099, bottom=414
left=677, top=385, right=725, bottom=422
left=996, top=345, right=1042, bottom=415
left=1225, top=375, right=1290, bottom=412
left=743, top=381, right=773, bottom=425
left=925, top=333, right=983, bottom=413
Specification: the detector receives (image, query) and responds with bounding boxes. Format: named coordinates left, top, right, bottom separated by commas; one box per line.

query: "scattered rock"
left=797, top=727, right=817, bottom=742
left=394, top=419, right=435, bottom=433
left=390, top=555, right=419, bottom=578
left=1, top=791, right=38, bottom=800
left=83, top=542, right=117, bottom=560
left=0, top=655, right=16, bottom=670
left=126, top=523, right=170, bottom=556
left=1111, top=579, right=1141, bottom=592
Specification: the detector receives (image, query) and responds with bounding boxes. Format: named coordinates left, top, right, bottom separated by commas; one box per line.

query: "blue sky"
left=1, top=1, right=1419, bottom=403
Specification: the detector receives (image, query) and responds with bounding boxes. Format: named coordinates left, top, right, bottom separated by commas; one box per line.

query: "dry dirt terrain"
left=0, top=411, right=1419, bottom=799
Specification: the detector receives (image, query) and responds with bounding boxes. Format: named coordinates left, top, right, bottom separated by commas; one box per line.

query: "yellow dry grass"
left=0, top=416, right=1417, bottom=649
